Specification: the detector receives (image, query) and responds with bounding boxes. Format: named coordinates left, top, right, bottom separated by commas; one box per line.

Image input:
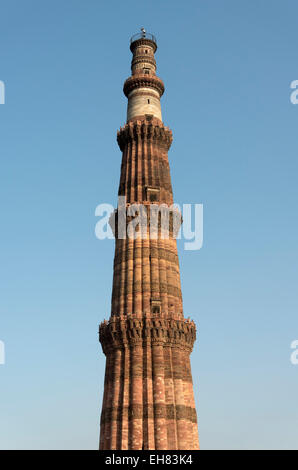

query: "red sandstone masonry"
left=99, top=316, right=199, bottom=449
left=152, top=344, right=167, bottom=450
left=129, top=344, right=143, bottom=449
left=99, top=33, right=199, bottom=450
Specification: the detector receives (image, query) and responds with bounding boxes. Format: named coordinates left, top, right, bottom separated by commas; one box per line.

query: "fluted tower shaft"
left=99, top=31, right=199, bottom=450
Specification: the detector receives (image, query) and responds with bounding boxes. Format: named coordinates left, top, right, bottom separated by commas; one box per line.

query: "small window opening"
left=145, top=50, right=148, bottom=54
left=146, top=186, right=159, bottom=202
left=151, top=298, right=161, bottom=315
left=147, top=99, right=150, bottom=104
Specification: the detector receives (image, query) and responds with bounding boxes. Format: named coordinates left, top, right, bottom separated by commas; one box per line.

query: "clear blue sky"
left=0, top=0, right=298, bottom=450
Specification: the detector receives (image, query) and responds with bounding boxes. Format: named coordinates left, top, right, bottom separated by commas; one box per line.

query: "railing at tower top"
left=130, top=32, right=157, bottom=45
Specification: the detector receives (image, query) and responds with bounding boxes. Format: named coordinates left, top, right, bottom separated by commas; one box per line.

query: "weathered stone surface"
left=99, top=33, right=199, bottom=450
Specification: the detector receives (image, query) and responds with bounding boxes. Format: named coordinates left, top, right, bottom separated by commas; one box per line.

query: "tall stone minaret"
left=99, top=29, right=199, bottom=450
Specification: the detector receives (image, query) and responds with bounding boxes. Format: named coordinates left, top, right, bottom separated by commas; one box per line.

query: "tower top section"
left=124, top=29, right=164, bottom=122
left=130, top=28, right=157, bottom=53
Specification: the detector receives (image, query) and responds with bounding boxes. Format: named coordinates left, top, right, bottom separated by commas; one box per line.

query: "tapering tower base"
left=99, top=315, right=199, bottom=450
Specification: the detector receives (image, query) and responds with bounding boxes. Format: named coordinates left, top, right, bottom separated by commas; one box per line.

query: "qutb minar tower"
left=99, top=29, right=199, bottom=450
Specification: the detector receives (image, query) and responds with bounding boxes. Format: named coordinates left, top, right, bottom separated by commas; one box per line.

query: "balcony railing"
left=130, top=31, right=157, bottom=45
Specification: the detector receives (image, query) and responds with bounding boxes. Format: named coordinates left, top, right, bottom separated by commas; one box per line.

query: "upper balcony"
left=130, top=29, right=157, bottom=51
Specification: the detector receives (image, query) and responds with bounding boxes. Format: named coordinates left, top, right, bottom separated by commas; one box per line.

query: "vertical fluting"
left=152, top=344, right=167, bottom=450
left=143, top=337, right=155, bottom=449
left=166, top=239, right=176, bottom=316
left=142, top=236, right=151, bottom=313
left=110, top=349, right=122, bottom=448
left=121, top=346, right=130, bottom=449
left=99, top=352, right=110, bottom=449
left=119, top=239, right=127, bottom=315
left=130, top=140, right=136, bottom=203
left=116, top=347, right=125, bottom=449
left=102, top=350, right=115, bottom=449
left=147, top=129, right=153, bottom=188
left=124, top=140, right=131, bottom=201
left=164, top=346, right=178, bottom=449
left=129, top=344, right=143, bottom=449
left=126, top=238, right=134, bottom=314
left=136, top=132, right=142, bottom=202
left=150, top=238, right=160, bottom=302
left=171, top=347, right=187, bottom=449
left=133, top=238, right=142, bottom=315
left=184, top=353, right=199, bottom=450
left=159, top=238, right=169, bottom=317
